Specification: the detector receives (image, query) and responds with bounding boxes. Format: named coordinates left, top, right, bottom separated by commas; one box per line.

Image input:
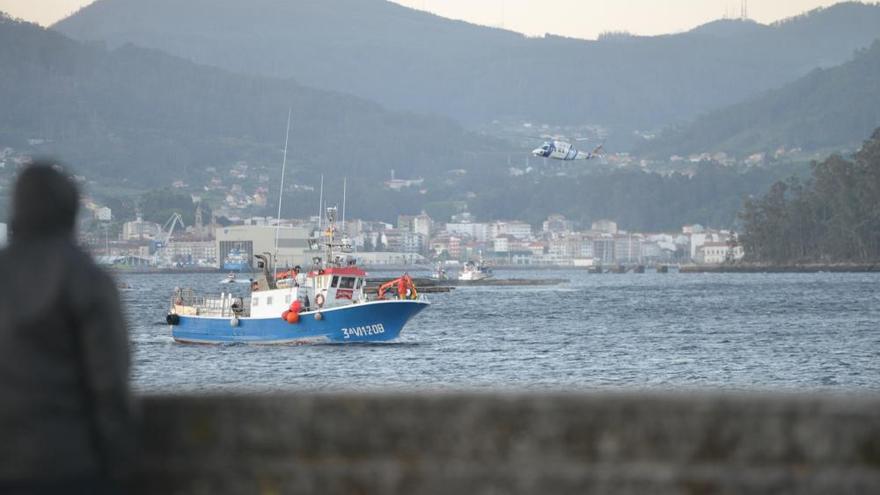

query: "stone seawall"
left=681, top=263, right=880, bottom=273
left=131, top=393, right=880, bottom=494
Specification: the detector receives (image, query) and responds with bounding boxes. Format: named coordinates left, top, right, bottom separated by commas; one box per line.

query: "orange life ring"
left=315, top=293, right=325, bottom=308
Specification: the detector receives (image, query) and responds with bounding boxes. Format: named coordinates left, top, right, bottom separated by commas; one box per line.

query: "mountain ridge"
left=638, top=41, right=880, bottom=158
left=0, top=14, right=504, bottom=190
left=54, top=0, right=880, bottom=138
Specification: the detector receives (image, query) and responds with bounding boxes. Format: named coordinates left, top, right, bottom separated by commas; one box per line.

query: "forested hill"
left=0, top=14, right=503, bottom=186
left=55, top=1, right=880, bottom=136
left=739, top=128, right=880, bottom=263
left=638, top=41, right=880, bottom=158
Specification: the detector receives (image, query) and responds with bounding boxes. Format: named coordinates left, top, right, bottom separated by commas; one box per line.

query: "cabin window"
left=266, top=296, right=273, bottom=305
left=338, top=277, right=355, bottom=289
left=252, top=297, right=259, bottom=307
left=331, top=275, right=340, bottom=288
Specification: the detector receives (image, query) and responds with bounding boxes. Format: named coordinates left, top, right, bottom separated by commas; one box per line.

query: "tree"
left=738, top=128, right=880, bottom=263
left=139, top=189, right=196, bottom=226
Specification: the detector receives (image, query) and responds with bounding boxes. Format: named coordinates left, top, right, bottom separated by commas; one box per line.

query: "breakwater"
left=364, top=277, right=570, bottom=293
left=129, top=393, right=880, bottom=494
left=368, top=277, right=569, bottom=287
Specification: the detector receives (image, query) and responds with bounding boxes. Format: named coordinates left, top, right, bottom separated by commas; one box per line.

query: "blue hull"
left=172, top=299, right=429, bottom=344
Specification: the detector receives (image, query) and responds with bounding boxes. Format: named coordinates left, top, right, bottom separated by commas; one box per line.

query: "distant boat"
left=459, top=258, right=492, bottom=281
left=219, top=272, right=251, bottom=284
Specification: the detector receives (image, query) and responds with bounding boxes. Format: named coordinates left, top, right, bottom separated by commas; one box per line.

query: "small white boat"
left=219, top=272, right=251, bottom=284
left=459, top=259, right=492, bottom=281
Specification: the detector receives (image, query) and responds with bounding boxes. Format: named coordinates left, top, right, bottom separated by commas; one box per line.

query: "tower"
left=194, top=202, right=204, bottom=236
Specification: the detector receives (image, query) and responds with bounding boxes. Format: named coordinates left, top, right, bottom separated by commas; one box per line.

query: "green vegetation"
left=137, top=189, right=208, bottom=226
left=0, top=15, right=503, bottom=188
left=4, top=5, right=873, bottom=234
left=312, top=160, right=806, bottom=231
left=0, top=13, right=812, bottom=233
left=641, top=41, right=880, bottom=158
left=739, top=128, right=880, bottom=262
left=466, top=162, right=808, bottom=231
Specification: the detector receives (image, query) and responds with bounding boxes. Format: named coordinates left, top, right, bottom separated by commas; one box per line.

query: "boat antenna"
left=274, top=107, right=292, bottom=257
left=317, top=174, right=324, bottom=230
left=342, top=177, right=347, bottom=226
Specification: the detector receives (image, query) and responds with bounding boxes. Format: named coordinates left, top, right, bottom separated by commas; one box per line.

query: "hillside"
left=638, top=41, right=880, bottom=158
left=0, top=14, right=504, bottom=190
left=55, top=1, right=880, bottom=139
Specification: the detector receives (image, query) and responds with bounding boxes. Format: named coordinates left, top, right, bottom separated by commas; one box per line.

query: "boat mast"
left=317, top=174, right=324, bottom=231
left=274, top=107, right=292, bottom=259
left=342, top=177, right=347, bottom=226
left=325, top=206, right=336, bottom=265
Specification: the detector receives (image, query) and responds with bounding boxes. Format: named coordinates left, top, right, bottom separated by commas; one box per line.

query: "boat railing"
left=172, top=289, right=251, bottom=317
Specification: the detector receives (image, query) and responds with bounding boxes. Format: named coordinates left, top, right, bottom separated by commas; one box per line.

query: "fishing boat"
left=166, top=207, right=429, bottom=344
left=458, top=258, right=492, bottom=281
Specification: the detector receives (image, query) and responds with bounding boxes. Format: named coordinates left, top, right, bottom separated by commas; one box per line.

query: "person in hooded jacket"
left=0, top=163, right=137, bottom=494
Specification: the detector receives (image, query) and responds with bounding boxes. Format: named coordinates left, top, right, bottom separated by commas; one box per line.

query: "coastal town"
left=38, top=206, right=743, bottom=271
left=0, top=142, right=747, bottom=271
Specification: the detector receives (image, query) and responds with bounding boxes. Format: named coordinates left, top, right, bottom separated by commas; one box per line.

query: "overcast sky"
left=1, top=0, right=855, bottom=38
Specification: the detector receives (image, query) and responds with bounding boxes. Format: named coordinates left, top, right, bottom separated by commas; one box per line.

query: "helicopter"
left=531, top=138, right=604, bottom=161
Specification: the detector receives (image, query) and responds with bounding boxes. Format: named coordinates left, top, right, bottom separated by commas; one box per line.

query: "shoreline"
left=680, top=263, right=880, bottom=273
left=107, top=263, right=880, bottom=275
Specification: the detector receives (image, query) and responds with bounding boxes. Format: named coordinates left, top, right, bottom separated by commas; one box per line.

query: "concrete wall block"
left=127, top=393, right=880, bottom=494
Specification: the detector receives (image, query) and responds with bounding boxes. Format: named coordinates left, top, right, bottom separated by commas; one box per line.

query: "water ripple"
left=119, top=270, right=880, bottom=393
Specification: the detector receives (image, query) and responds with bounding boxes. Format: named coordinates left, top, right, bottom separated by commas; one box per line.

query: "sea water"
left=120, top=270, right=880, bottom=393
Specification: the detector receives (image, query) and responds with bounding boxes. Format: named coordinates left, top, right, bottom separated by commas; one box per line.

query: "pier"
left=126, top=393, right=880, bottom=494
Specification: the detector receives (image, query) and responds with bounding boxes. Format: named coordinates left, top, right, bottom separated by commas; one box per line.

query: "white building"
left=400, top=232, right=426, bottom=254
left=542, top=214, right=574, bottom=234
left=689, top=232, right=709, bottom=259
left=166, top=240, right=218, bottom=265
left=687, top=229, right=735, bottom=260
left=593, top=235, right=616, bottom=264
left=548, top=233, right=593, bottom=260
left=122, top=218, right=162, bottom=241
left=592, top=219, right=618, bottom=234
left=614, top=234, right=643, bottom=264
left=446, top=222, right=490, bottom=242
left=94, top=207, right=112, bottom=222
left=697, top=242, right=744, bottom=264
left=493, top=235, right=511, bottom=254
left=412, top=213, right=433, bottom=238
left=492, top=221, right=532, bottom=240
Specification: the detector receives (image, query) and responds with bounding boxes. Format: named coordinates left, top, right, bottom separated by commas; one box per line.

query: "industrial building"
left=215, top=225, right=312, bottom=270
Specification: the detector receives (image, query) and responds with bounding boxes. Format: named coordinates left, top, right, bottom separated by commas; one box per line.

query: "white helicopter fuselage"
left=532, top=140, right=597, bottom=161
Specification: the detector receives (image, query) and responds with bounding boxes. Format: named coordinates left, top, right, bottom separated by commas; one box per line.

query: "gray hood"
left=11, top=163, right=79, bottom=241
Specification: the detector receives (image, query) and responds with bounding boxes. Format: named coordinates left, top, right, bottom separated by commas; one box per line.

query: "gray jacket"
left=0, top=166, right=136, bottom=482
